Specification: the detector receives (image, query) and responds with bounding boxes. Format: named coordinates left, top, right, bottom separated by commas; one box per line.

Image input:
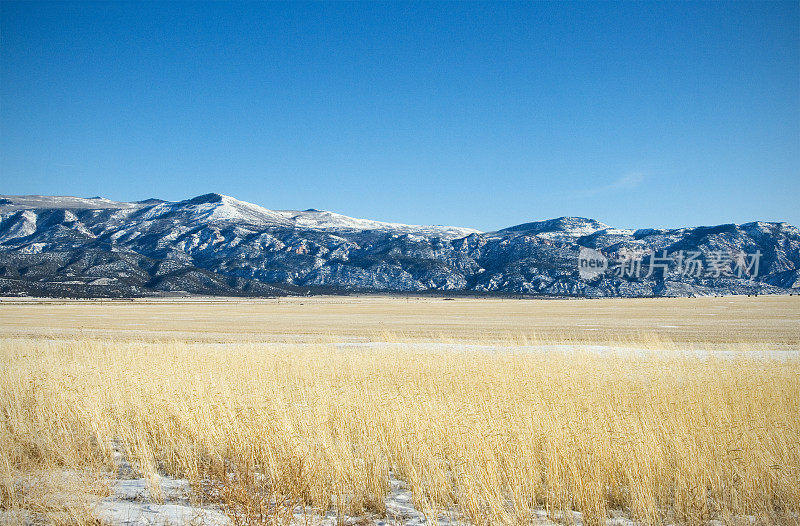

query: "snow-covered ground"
left=93, top=441, right=230, bottom=526
left=3, top=438, right=643, bottom=526
left=332, top=341, right=800, bottom=361
left=93, top=438, right=463, bottom=526
left=92, top=472, right=640, bottom=526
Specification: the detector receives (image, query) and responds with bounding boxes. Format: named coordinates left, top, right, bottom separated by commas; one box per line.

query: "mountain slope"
left=1, top=194, right=797, bottom=298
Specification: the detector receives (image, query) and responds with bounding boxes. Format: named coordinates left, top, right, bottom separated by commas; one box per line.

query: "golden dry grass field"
left=1, top=295, right=799, bottom=526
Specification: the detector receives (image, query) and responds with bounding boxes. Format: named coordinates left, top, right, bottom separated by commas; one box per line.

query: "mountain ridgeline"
left=0, top=193, right=798, bottom=298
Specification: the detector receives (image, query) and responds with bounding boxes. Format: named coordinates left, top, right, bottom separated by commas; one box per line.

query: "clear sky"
left=1, top=1, right=798, bottom=231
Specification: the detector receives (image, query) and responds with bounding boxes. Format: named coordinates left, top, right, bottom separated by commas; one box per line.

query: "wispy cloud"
left=608, top=172, right=645, bottom=190
left=572, top=172, right=646, bottom=197
left=547, top=172, right=648, bottom=201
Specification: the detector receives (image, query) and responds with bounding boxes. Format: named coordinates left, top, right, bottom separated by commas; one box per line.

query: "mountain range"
left=1, top=193, right=798, bottom=298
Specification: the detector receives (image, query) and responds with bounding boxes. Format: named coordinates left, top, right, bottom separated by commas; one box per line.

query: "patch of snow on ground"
left=332, top=341, right=800, bottom=361
left=93, top=441, right=231, bottom=526
left=89, top=441, right=638, bottom=525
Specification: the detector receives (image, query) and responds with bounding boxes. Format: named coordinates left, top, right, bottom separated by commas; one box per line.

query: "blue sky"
left=1, top=1, right=798, bottom=231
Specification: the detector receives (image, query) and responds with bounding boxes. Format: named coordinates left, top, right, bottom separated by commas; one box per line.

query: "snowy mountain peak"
left=498, top=217, right=610, bottom=238
left=186, top=193, right=227, bottom=205
left=161, top=194, right=481, bottom=238
left=278, top=208, right=482, bottom=238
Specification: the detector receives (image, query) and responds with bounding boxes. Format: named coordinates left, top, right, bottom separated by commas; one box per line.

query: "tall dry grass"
left=1, top=337, right=798, bottom=525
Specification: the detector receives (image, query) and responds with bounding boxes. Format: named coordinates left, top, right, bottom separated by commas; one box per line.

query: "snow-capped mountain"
left=0, top=193, right=479, bottom=238
left=1, top=193, right=798, bottom=298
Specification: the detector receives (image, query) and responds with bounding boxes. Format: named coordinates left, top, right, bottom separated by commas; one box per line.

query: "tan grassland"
left=0, top=294, right=798, bottom=346
left=1, top=295, right=799, bottom=525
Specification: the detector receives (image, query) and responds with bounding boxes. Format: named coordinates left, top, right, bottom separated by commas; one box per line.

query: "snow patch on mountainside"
left=283, top=208, right=481, bottom=238
left=0, top=210, right=38, bottom=242
left=498, top=217, right=610, bottom=240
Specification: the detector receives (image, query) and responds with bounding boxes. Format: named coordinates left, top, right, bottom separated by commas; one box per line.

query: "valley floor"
left=0, top=294, right=798, bottom=347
